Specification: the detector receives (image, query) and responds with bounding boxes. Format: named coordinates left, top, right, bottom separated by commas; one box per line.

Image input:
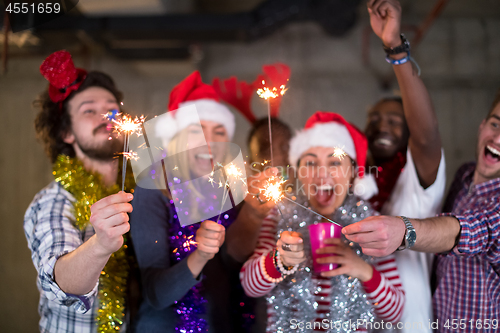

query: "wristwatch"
left=396, top=216, right=416, bottom=251
left=383, top=34, right=410, bottom=55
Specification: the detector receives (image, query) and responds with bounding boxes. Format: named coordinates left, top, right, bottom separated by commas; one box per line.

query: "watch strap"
left=383, top=34, right=410, bottom=55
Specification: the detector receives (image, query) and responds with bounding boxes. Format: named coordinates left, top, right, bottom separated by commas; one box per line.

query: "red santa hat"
left=289, top=111, right=378, bottom=200
left=155, top=71, right=235, bottom=145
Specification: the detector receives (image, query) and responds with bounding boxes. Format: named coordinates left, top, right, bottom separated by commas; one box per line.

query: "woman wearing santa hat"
left=129, top=71, right=277, bottom=332
left=240, top=112, right=405, bottom=332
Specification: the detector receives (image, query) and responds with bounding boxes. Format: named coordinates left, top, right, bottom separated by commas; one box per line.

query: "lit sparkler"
left=122, top=150, right=139, bottom=161
left=259, top=176, right=286, bottom=203
left=332, top=146, right=347, bottom=160
left=104, top=110, right=145, bottom=191
left=256, top=81, right=288, bottom=100
left=112, top=114, right=145, bottom=138
left=257, top=80, right=288, bottom=166
left=256, top=174, right=342, bottom=227
left=213, top=163, right=247, bottom=223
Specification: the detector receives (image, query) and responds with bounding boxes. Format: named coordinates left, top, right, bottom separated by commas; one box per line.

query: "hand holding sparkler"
left=245, top=167, right=280, bottom=218
left=194, top=220, right=225, bottom=260
left=184, top=220, right=225, bottom=278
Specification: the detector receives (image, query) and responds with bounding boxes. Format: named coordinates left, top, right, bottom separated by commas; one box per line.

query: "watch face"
left=407, top=230, right=417, bottom=246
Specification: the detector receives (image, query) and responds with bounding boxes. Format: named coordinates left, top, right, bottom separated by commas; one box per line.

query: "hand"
left=368, top=0, right=402, bottom=48
left=89, top=191, right=134, bottom=257
left=316, top=238, right=373, bottom=281
left=342, top=215, right=406, bottom=257
left=245, top=167, right=279, bottom=219
left=195, top=220, right=226, bottom=260
left=277, top=231, right=306, bottom=266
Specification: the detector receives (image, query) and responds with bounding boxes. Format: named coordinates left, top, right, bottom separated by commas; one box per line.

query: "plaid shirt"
left=435, top=163, right=500, bottom=332
left=24, top=181, right=99, bottom=333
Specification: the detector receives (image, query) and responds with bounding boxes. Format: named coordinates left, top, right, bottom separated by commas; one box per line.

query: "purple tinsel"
left=168, top=201, right=234, bottom=333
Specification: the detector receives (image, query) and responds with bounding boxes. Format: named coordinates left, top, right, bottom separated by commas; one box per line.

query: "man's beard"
left=75, top=133, right=123, bottom=161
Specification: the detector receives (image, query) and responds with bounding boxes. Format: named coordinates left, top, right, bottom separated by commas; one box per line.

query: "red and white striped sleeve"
left=361, top=254, right=405, bottom=323
left=240, top=209, right=282, bottom=298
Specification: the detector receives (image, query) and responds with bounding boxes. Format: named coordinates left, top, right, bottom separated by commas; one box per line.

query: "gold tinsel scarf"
left=53, top=155, right=134, bottom=333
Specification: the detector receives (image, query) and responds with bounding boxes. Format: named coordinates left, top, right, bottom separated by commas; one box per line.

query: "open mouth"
left=314, top=184, right=335, bottom=206
left=196, top=153, right=213, bottom=160
left=484, top=145, right=500, bottom=164
left=374, top=138, right=393, bottom=147
left=195, top=153, right=214, bottom=169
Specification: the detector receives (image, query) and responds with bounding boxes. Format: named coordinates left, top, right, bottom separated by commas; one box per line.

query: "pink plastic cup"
left=308, top=222, right=343, bottom=273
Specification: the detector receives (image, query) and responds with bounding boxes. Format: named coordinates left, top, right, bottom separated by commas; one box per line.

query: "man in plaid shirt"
left=343, top=89, right=500, bottom=332
left=24, top=51, right=133, bottom=332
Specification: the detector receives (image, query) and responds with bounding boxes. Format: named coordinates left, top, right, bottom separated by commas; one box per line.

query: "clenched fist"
left=195, top=220, right=226, bottom=260
left=89, top=191, right=134, bottom=256
left=277, top=231, right=306, bottom=267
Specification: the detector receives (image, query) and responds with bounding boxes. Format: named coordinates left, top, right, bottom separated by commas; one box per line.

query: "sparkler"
left=257, top=80, right=288, bottom=166
left=332, top=146, right=347, bottom=160
left=211, top=162, right=246, bottom=224
left=122, top=150, right=139, bottom=161
left=282, top=196, right=342, bottom=227
left=104, top=110, right=145, bottom=191
left=259, top=176, right=286, bottom=203
left=257, top=174, right=342, bottom=227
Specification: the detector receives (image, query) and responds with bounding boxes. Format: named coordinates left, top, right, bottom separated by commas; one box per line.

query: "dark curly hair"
left=246, top=117, right=292, bottom=152
left=34, top=71, right=123, bottom=163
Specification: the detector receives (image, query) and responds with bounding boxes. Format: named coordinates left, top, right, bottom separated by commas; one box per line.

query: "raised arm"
left=369, top=0, right=441, bottom=187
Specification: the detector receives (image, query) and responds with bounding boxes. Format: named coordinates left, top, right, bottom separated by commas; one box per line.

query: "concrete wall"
left=1, top=3, right=499, bottom=332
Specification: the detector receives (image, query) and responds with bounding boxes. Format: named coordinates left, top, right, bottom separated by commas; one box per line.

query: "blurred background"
left=1, top=0, right=499, bottom=331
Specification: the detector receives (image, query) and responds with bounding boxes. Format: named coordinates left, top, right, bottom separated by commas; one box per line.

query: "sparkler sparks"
left=256, top=80, right=288, bottom=100
left=103, top=111, right=145, bottom=191
left=259, top=176, right=286, bottom=203
left=254, top=173, right=341, bottom=227
left=257, top=79, right=288, bottom=167
left=225, top=163, right=243, bottom=179
left=112, top=114, right=145, bottom=137
left=332, top=146, right=347, bottom=160
left=122, top=150, right=139, bottom=161
left=172, top=235, right=198, bottom=253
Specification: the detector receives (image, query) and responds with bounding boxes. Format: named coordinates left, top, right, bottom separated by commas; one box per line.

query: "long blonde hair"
left=164, top=126, right=231, bottom=222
